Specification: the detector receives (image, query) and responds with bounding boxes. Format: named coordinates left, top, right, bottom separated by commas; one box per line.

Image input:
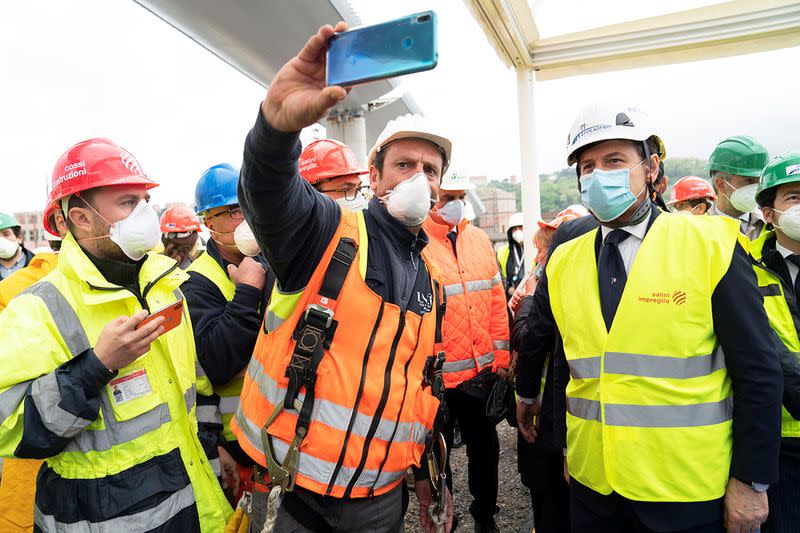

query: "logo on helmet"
left=787, top=164, right=800, bottom=177
left=571, top=123, right=611, bottom=146
left=120, top=152, right=144, bottom=177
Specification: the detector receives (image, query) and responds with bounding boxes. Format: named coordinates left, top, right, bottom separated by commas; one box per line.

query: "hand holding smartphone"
left=136, top=300, right=183, bottom=334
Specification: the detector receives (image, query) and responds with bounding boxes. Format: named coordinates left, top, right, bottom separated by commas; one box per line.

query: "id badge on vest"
left=105, top=364, right=162, bottom=421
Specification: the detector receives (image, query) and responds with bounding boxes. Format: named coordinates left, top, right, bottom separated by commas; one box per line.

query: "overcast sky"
left=2, top=0, right=799, bottom=214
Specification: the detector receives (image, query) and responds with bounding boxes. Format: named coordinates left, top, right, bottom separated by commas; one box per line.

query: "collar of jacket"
left=423, top=214, right=469, bottom=240
left=592, top=201, right=661, bottom=257
left=366, top=197, right=429, bottom=257
left=57, top=233, right=187, bottom=306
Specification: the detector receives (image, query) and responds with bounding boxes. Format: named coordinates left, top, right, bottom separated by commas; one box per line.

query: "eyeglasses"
left=317, top=185, right=369, bottom=201
left=204, top=207, right=244, bottom=221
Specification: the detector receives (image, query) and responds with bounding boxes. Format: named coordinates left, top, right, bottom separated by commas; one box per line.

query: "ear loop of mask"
left=207, top=228, right=241, bottom=249
left=68, top=193, right=116, bottom=242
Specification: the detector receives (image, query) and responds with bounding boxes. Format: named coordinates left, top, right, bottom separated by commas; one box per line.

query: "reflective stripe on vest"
left=548, top=214, right=740, bottom=502
left=442, top=351, right=494, bottom=374
left=443, top=272, right=501, bottom=297
left=751, top=231, right=800, bottom=438
left=34, top=484, right=196, bottom=533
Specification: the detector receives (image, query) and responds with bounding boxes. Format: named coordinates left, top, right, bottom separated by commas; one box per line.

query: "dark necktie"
left=598, top=229, right=630, bottom=330
left=786, top=255, right=800, bottom=303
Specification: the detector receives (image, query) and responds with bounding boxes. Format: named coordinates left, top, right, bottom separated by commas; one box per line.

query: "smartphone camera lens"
left=402, top=37, right=414, bottom=49
left=417, top=14, right=431, bottom=23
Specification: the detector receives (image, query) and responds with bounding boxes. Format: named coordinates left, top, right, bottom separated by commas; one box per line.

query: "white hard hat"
left=43, top=231, right=62, bottom=242
left=440, top=170, right=475, bottom=191
left=508, top=212, right=524, bottom=229
left=566, top=101, right=666, bottom=167
left=368, top=114, right=452, bottom=173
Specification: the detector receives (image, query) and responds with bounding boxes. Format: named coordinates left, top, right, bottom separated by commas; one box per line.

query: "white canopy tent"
left=464, top=0, right=800, bottom=267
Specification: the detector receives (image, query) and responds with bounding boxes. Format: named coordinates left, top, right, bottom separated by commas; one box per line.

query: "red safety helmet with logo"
left=160, top=205, right=202, bottom=233
left=666, top=176, right=716, bottom=206
left=299, top=139, right=367, bottom=186
left=44, top=138, right=158, bottom=235
left=538, top=204, right=589, bottom=230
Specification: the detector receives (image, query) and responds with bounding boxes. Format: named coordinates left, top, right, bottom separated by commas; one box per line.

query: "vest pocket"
left=407, top=386, right=440, bottom=467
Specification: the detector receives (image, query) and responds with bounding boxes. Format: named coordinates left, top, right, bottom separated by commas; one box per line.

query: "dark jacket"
left=517, top=205, right=783, bottom=530
left=181, top=240, right=274, bottom=386
left=237, top=110, right=432, bottom=315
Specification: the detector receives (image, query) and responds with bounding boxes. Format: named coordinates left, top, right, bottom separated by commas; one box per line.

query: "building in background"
left=14, top=211, right=47, bottom=250
left=474, top=188, right=516, bottom=244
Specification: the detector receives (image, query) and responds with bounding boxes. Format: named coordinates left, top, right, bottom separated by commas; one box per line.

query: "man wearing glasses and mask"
left=299, top=139, right=370, bottom=210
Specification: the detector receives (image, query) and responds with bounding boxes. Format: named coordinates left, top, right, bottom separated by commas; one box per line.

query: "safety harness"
left=253, top=237, right=448, bottom=531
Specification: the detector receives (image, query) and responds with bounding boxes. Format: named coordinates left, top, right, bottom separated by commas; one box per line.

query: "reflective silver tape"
left=22, top=281, right=90, bottom=357
left=604, top=397, right=733, bottom=428
left=443, top=273, right=502, bottom=297
left=31, top=373, right=93, bottom=438
left=219, top=396, right=240, bottom=416
left=264, top=311, right=285, bottom=333
left=567, top=397, right=601, bottom=422
left=195, top=405, right=222, bottom=425
left=0, top=381, right=32, bottom=422
left=568, top=357, right=602, bottom=380
left=604, top=349, right=726, bottom=379
left=64, top=401, right=172, bottom=453
left=442, top=352, right=494, bottom=374
left=183, top=385, right=196, bottom=414
left=34, top=483, right=196, bottom=533
left=492, top=340, right=510, bottom=352
left=209, top=457, right=222, bottom=478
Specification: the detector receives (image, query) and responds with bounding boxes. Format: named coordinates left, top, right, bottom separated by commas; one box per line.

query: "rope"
left=260, top=485, right=284, bottom=533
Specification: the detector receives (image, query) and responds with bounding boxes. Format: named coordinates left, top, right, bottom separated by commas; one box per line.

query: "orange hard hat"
left=160, top=205, right=202, bottom=233
left=667, top=176, right=716, bottom=206
left=45, top=138, right=157, bottom=235
left=299, top=139, right=367, bottom=185
left=538, top=204, right=589, bottom=230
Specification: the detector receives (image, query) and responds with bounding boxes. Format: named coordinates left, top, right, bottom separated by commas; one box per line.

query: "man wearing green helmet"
left=0, top=212, right=34, bottom=280
left=752, top=151, right=800, bottom=532
left=706, top=135, right=770, bottom=240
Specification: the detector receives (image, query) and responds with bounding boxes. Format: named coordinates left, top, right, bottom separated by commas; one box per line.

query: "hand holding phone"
left=95, top=303, right=181, bottom=371
left=260, top=22, right=350, bottom=133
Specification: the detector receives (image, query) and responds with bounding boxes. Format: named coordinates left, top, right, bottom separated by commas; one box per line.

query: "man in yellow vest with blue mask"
left=0, top=138, right=232, bottom=531
left=750, top=151, right=800, bottom=532
left=516, top=101, right=783, bottom=533
left=182, top=163, right=275, bottom=503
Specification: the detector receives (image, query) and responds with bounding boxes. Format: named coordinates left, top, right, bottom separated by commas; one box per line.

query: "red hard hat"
left=299, top=139, right=367, bottom=185
left=160, top=205, right=202, bottom=233
left=45, top=138, right=158, bottom=235
left=667, top=176, right=716, bottom=206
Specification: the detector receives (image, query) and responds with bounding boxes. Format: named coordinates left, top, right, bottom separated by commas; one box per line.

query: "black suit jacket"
left=517, top=204, right=783, bottom=530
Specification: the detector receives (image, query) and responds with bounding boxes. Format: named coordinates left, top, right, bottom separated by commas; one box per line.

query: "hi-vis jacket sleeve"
left=0, top=295, right=114, bottom=459
left=490, top=263, right=511, bottom=369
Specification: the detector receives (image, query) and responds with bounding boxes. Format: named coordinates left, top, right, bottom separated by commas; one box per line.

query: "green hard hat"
left=0, top=212, right=20, bottom=232
left=705, top=135, right=769, bottom=178
left=756, top=151, right=800, bottom=206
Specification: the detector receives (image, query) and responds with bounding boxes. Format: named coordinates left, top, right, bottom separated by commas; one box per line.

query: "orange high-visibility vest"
left=232, top=209, right=442, bottom=499
left=422, top=216, right=510, bottom=388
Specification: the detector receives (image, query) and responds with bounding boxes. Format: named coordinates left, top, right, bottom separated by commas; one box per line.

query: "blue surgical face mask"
left=579, top=159, right=647, bottom=223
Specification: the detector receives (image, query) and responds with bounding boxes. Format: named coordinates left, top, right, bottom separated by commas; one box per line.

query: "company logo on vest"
left=637, top=289, right=687, bottom=307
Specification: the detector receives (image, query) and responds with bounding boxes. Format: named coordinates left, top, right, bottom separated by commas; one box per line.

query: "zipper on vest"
left=325, top=301, right=386, bottom=496
left=343, top=311, right=406, bottom=499
left=86, top=264, right=178, bottom=314
left=367, top=317, right=425, bottom=497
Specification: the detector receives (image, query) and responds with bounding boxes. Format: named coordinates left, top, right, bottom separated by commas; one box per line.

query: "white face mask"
left=512, top=229, right=524, bottom=244
left=0, top=237, right=19, bottom=259
left=775, top=205, right=800, bottom=242
left=380, top=172, right=432, bottom=227
left=724, top=182, right=758, bottom=213
left=81, top=199, right=160, bottom=261
left=336, top=195, right=368, bottom=212
left=234, top=221, right=261, bottom=256
left=437, top=200, right=464, bottom=226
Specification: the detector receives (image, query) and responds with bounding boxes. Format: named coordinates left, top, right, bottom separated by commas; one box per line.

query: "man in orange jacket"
left=0, top=209, right=66, bottom=533
left=422, top=171, right=510, bottom=533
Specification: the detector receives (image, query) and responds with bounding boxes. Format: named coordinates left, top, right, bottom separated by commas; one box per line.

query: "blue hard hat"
left=195, top=163, right=240, bottom=214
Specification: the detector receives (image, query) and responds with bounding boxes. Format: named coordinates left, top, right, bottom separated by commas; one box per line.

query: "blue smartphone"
left=326, top=11, right=438, bottom=87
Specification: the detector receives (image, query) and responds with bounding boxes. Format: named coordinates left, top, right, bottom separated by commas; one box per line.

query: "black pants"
left=517, top=432, right=570, bottom=533
left=764, top=453, right=800, bottom=532
left=570, top=479, right=723, bottom=533
left=443, top=388, right=499, bottom=523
